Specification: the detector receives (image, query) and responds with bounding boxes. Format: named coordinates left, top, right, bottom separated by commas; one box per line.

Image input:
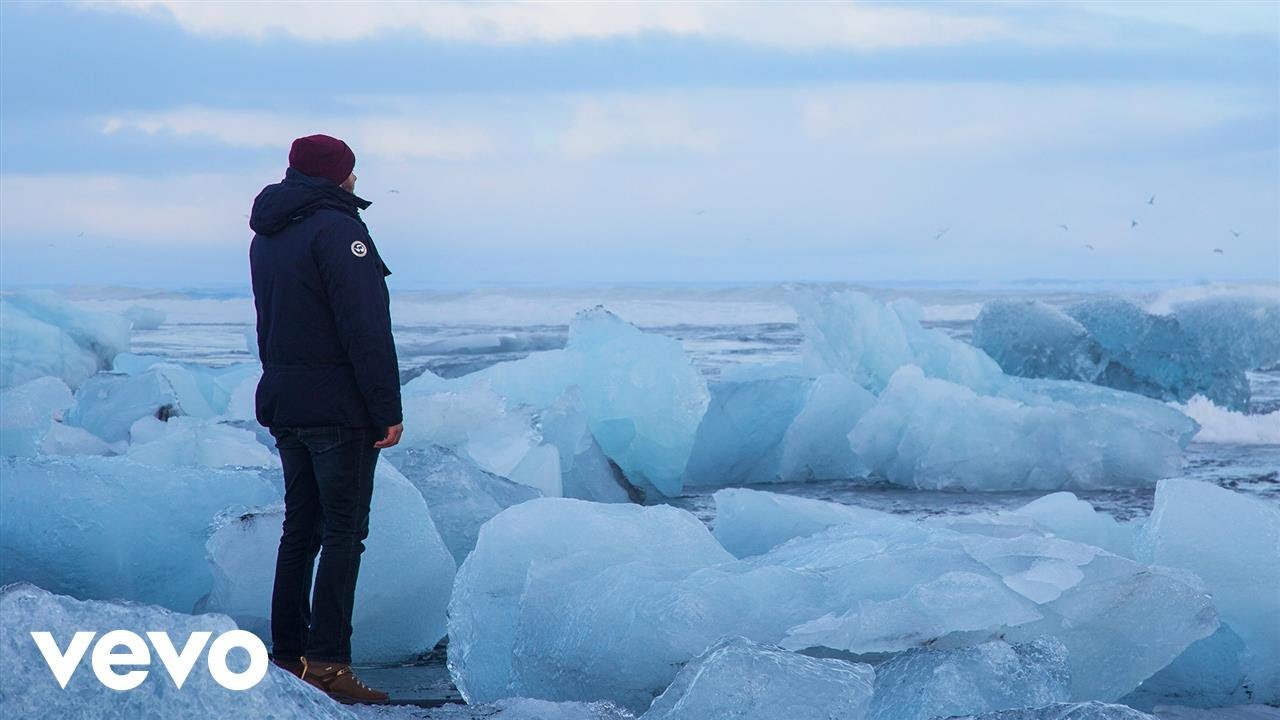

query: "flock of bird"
left=927, top=193, right=1240, bottom=256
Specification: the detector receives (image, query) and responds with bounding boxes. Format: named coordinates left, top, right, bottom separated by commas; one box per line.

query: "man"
left=249, top=134, right=403, bottom=705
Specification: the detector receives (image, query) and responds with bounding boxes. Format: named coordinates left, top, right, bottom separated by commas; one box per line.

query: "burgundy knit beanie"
left=288, top=134, right=356, bottom=185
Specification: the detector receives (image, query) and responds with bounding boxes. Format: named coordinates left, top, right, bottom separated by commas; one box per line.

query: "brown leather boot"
left=299, top=658, right=390, bottom=705
left=271, top=655, right=305, bottom=678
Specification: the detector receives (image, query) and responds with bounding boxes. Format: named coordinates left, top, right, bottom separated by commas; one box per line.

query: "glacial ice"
left=536, top=387, right=632, bottom=503
left=1174, top=396, right=1280, bottom=445
left=389, top=445, right=542, bottom=564
left=777, top=372, right=876, bottom=482
left=449, top=493, right=1215, bottom=711
left=62, top=361, right=248, bottom=444
left=122, top=304, right=166, bottom=330
left=641, top=636, right=875, bottom=720
left=948, top=702, right=1158, bottom=720
left=790, top=289, right=1198, bottom=490
left=0, top=583, right=353, bottom=720
left=971, top=300, right=1102, bottom=382
left=683, top=365, right=812, bottom=487
left=404, top=307, right=708, bottom=496
left=1133, top=479, right=1280, bottom=706
left=712, top=487, right=891, bottom=558
left=849, top=366, right=1195, bottom=491
left=868, top=637, right=1071, bottom=720
left=126, top=416, right=278, bottom=468
left=0, top=290, right=130, bottom=390
left=0, top=376, right=73, bottom=456
left=447, top=498, right=735, bottom=709
left=201, top=463, right=457, bottom=664
left=0, top=455, right=280, bottom=612
left=972, top=295, right=1280, bottom=409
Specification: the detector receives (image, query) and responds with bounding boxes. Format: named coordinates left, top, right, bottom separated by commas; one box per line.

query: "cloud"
left=101, top=1, right=1030, bottom=49
left=558, top=97, right=719, bottom=158
left=99, top=107, right=496, bottom=161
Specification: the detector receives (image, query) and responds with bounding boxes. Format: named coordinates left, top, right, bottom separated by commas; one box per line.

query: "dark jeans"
left=268, top=425, right=380, bottom=665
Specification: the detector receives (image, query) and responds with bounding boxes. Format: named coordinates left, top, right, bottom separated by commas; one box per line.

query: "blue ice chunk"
left=64, top=371, right=180, bottom=442
left=447, top=498, right=736, bottom=708
left=0, top=583, right=356, bottom=720
left=0, top=291, right=130, bottom=390
left=122, top=304, right=165, bottom=330
left=713, top=487, right=895, bottom=558
left=850, top=366, right=1195, bottom=491
left=200, top=463, right=456, bottom=664
left=125, top=416, right=277, bottom=469
left=779, top=373, right=876, bottom=482
left=1120, top=625, right=1254, bottom=710
left=868, top=638, right=1071, bottom=720
left=683, top=367, right=812, bottom=487
left=0, top=376, right=74, bottom=456
left=451, top=492, right=1214, bottom=710
left=564, top=308, right=709, bottom=496
left=790, top=288, right=1005, bottom=394
left=537, top=387, right=632, bottom=503
left=972, top=300, right=1102, bottom=382
left=1134, top=479, right=1280, bottom=705
left=406, top=308, right=708, bottom=496
left=973, top=295, right=1280, bottom=409
left=948, top=701, right=1157, bottom=720
left=0, top=455, right=279, bottom=612
left=390, top=445, right=542, bottom=564
left=641, top=636, right=875, bottom=720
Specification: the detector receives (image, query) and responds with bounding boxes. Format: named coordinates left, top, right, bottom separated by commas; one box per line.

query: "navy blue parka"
left=249, top=168, right=403, bottom=430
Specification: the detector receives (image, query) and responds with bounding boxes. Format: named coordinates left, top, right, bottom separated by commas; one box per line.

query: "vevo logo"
left=32, top=630, right=268, bottom=691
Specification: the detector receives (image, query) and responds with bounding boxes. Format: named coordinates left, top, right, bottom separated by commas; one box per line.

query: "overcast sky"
left=1, top=1, right=1276, bottom=289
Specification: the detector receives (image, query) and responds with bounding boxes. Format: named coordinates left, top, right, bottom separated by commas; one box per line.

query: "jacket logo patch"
left=351, top=241, right=368, bottom=258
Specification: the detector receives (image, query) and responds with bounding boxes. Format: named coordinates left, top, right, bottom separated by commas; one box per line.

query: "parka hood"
left=249, top=167, right=372, bottom=236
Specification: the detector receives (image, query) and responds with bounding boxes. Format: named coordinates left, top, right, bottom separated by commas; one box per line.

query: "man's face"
left=340, top=172, right=356, bottom=193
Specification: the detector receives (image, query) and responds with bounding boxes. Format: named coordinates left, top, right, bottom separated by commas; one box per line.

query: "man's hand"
left=374, top=423, right=403, bottom=449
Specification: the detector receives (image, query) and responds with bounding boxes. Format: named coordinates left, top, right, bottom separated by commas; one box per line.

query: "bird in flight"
left=1213, top=248, right=1224, bottom=254
left=1058, top=224, right=1069, bottom=232
left=1229, top=229, right=1241, bottom=238
left=933, top=227, right=950, bottom=241
left=77, top=232, right=85, bottom=238
left=1130, top=220, right=1139, bottom=229
left=388, top=189, right=400, bottom=194
left=1146, top=195, right=1156, bottom=206
left=1083, top=244, right=1095, bottom=251
left=694, top=209, right=708, bottom=216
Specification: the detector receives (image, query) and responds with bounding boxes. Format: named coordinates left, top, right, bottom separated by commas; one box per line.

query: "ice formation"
left=1133, top=480, right=1280, bottom=706
left=972, top=295, right=1280, bottom=410
left=788, top=289, right=1198, bottom=490
left=712, top=487, right=889, bottom=558
left=122, top=304, right=165, bottom=330
left=682, top=365, right=812, bottom=487
left=0, top=290, right=130, bottom=390
left=868, top=638, right=1071, bottom=720
left=200, top=462, right=456, bottom=664
left=389, top=445, right=542, bottom=564
left=0, top=455, right=280, bottom=612
left=126, top=416, right=277, bottom=468
left=0, top=583, right=353, bottom=720
left=641, top=636, right=875, bottom=720
left=447, top=498, right=736, bottom=710
left=948, top=702, right=1158, bottom=720
left=0, top=376, right=74, bottom=456
left=448, top=494, right=1215, bottom=711
left=849, top=366, right=1195, bottom=491
left=404, top=307, right=707, bottom=496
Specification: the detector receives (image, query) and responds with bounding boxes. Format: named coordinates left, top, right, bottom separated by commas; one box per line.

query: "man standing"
left=249, top=134, right=402, bottom=705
